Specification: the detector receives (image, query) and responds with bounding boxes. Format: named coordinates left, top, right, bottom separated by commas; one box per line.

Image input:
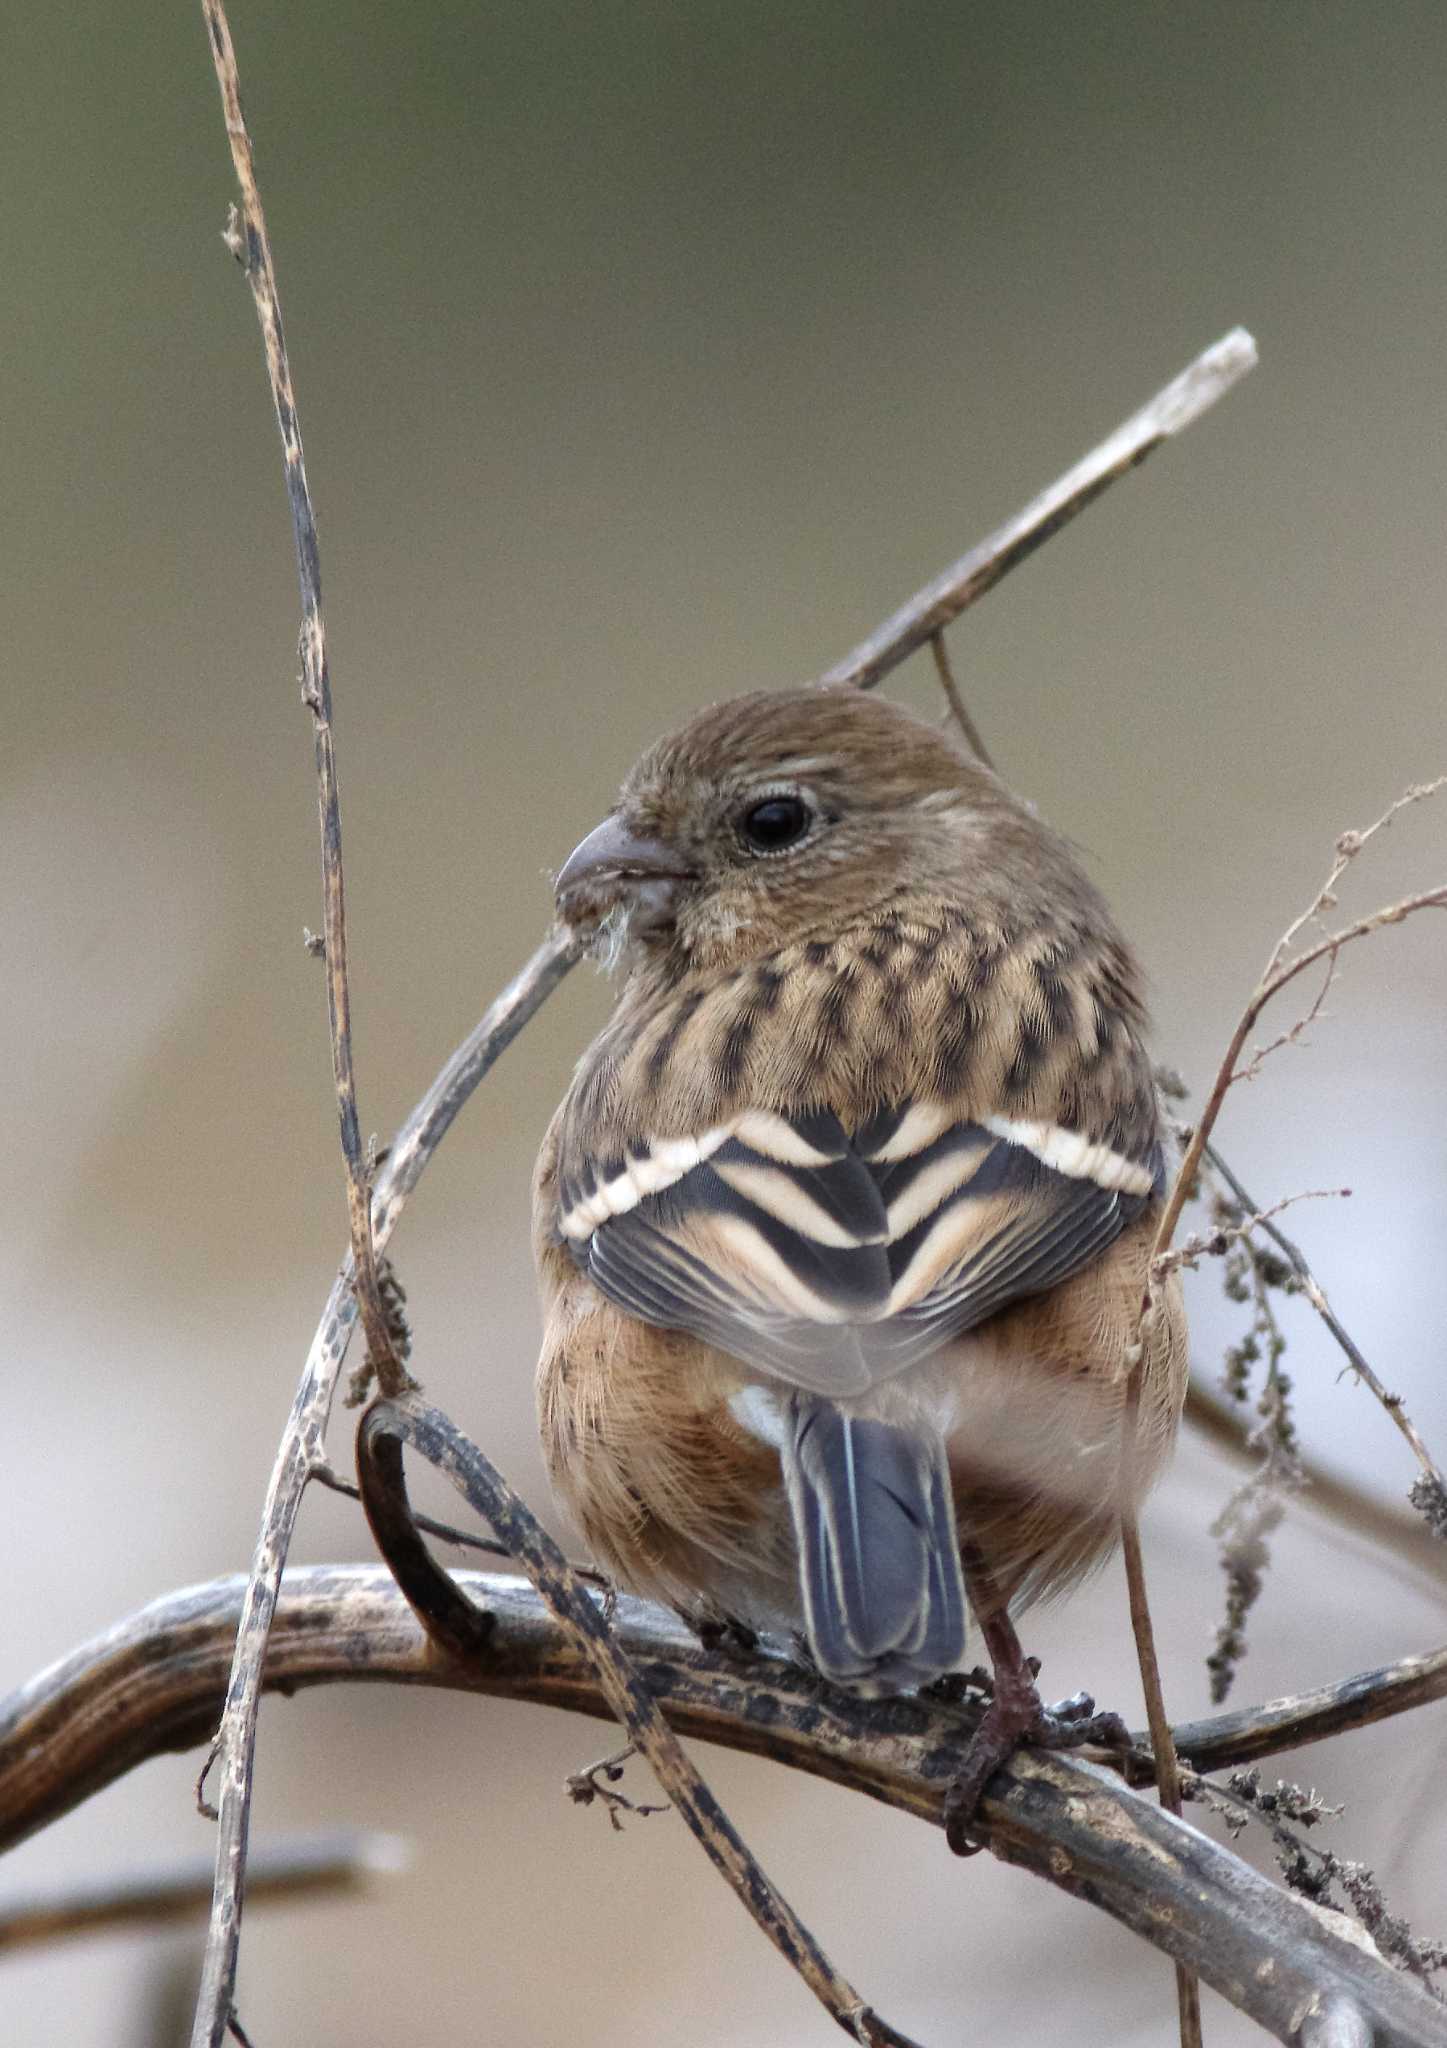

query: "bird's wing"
left=557, top=1102, right=1162, bottom=1397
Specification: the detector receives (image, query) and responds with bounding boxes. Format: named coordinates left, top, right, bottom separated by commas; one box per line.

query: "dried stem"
left=312, top=1462, right=512, bottom=1563
left=1098, top=785, right=1447, bottom=2047
left=884, top=347, right=1266, bottom=2048
left=928, top=631, right=995, bottom=767
left=6, top=1568, right=1446, bottom=2045
left=899, top=353, right=1258, bottom=2048
left=1147, top=784, right=1447, bottom=1297
left=1118, top=1459, right=1200, bottom=2045
left=1130, top=786, right=1447, bottom=1773
left=1185, top=1769, right=1447, bottom=1993
left=201, top=0, right=399, bottom=1395
left=1260, top=781, right=1445, bottom=983
left=0, top=1835, right=400, bottom=1953
left=1200, top=1190, right=1305, bottom=1702
left=1154, top=1185, right=1351, bottom=1280
left=1108, top=780, right=1446, bottom=2041
left=1203, top=1144, right=1446, bottom=1503
left=820, top=329, right=1257, bottom=692
left=566, top=1744, right=669, bottom=1831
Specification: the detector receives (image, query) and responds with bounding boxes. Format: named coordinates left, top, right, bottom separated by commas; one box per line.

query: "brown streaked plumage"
left=532, top=686, right=1187, bottom=1726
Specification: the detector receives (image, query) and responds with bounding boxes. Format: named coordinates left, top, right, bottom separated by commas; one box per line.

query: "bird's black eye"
left=739, top=793, right=813, bottom=854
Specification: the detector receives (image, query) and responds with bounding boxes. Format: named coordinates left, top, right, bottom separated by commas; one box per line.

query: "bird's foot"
left=942, top=1674, right=1130, bottom=1856
left=941, top=1661, right=1046, bottom=1857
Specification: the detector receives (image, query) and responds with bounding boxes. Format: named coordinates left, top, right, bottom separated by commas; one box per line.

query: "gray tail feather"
left=784, top=1398, right=967, bottom=1690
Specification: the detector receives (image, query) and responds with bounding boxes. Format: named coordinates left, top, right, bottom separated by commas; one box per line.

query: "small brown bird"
left=533, top=686, right=1186, bottom=1834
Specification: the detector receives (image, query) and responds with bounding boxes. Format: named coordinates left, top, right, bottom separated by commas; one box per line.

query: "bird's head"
left=553, top=687, right=1046, bottom=976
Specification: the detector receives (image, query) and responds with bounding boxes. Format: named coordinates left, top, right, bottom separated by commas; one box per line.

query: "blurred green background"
left=3, top=4, right=1444, bottom=2042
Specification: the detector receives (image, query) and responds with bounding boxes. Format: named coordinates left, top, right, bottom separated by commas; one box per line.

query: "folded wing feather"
left=560, top=1100, right=1161, bottom=1396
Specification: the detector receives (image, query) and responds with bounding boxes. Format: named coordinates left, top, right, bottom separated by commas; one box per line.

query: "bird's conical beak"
left=554, top=814, right=694, bottom=935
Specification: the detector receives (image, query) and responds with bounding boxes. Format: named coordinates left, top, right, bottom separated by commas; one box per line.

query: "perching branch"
left=1163, top=1643, right=1447, bottom=1777
left=7, top=1570, right=1444, bottom=1852
left=4, top=1568, right=1444, bottom=2045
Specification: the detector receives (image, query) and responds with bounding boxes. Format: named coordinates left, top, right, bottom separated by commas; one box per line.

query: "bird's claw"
left=943, top=1684, right=1131, bottom=1854
left=942, top=1690, right=1035, bottom=1855
left=1038, top=1694, right=1131, bottom=1752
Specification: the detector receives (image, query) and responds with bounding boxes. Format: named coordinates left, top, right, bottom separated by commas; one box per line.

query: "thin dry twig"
left=1108, top=780, right=1447, bottom=2042
left=1203, top=1144, right=1447, bottom=1507
left=1154, top=1185, right=1352, bottom=1279
left=820, top=328, right=1257, bottom=693
left=6, top=1567, right=1446, bottom=2046
left=1147, top=781, right=1447, bottom=1291
left=201, top=0, right=400, bottom=1399
left=1261, top=779, right=1446, bottom=985
left=922, top=582, right=1206, bottom=2048
left=1118, top=1481, right=1201, bottom=2046
left=566, top=1743, right=670, bottom=1831
left=879, top=360, right=1262, bottom=2048
left=1131, top=784, right=1446, bottom=1751
left=928, top=631, right=995, bottom=768
left=197, top=6, right=415, bottom=2030
left=314, top=1462, right=619, bottom=1588
left=0, top=1835, right=401, bottom=1953
left=311, top=1462, right=510, bottom=1563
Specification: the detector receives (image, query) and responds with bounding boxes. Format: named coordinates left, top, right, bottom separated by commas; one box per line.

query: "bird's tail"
left=783, top=1397, right=967, bottom=1692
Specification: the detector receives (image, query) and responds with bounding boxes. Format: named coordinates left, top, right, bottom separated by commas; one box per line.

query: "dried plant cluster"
left=1204, top=1192, right=1305, bottom=1705
left=2, top=8, right=1444, bottom=2048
